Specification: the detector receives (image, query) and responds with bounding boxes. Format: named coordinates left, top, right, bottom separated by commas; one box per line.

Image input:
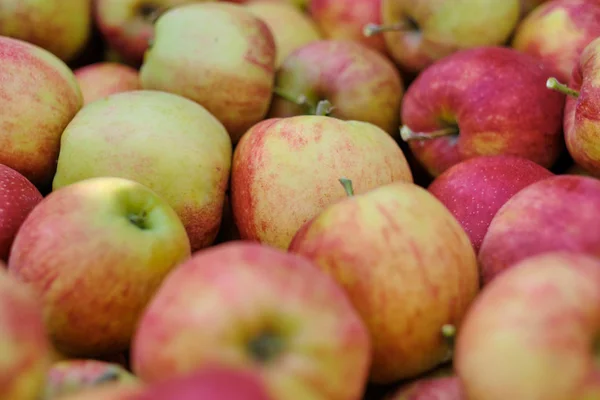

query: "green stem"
left=441, top=324, right=457, bottom=362
left=315, top=100, right=334, bottom=116
left=400, top=125, right=459, bottom=142
left=363, top=21, right=408, bottom=37
left=273, top=87, right=309, bottom=107
left=546, top=77, right=580, bottom=98
left=339, top=178, right=355, bottom=196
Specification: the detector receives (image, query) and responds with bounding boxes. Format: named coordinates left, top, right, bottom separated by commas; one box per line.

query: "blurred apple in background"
left=8, top=177, right=192, bottom=358
left=428, top=155, right=554, bottom=253
left=0, top=164, right=43, bottom=262
left=456, top=252, right=600, bottom=400
left=0, top=0, right=92, bottom=62
left=364, top=0, right=520, bottom=73
left=140, top=2, right=276, bottom=144
left=0, top=266, right=51, bottom=400
left=0, top=36, right=83, bottom=192
left=269, top=40, right=404, bottom=136
left=231, top=115, right=413, bottom=249
left=479, top=175, right=600, bottom=285
left=52, top=90, right=232, bottom=252
left=131, top=242, right=371, bottom=400
left=389, top=375, right=464, bottom=400
left=566, top=163, right=597, bottom=178
left=512, top=0, right=600, bottom=84
left=308, top=0, right=387, bottom=54
left=400, top=46, right=565, bottom=178
left=74, top=62, right=141, bottom=105
left=57, top=383, right=143, bottom=400
left=519, top=0, right=550, bottom=18
left=246, top=0, right=322, bottom=67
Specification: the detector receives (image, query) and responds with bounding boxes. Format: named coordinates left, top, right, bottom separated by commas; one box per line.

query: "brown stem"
left=400, top=125, right=459, bottom=142
left=546, top=77, right=580, bottom=98
left=338, top=178, right=354, bottom=196
left=363, top=21, right=410, bottom=37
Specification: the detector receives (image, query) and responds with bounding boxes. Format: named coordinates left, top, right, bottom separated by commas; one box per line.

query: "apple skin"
left=400, top=46, right=565, bottom=178
left=478, top=175, right=600, bottom=285
left=427, top=155, right=554, bottom=253
left=268, top=40, right=404, bottom=136
left=74, top=62, right=141, bottom=105
left=563, top=37, right=600, bottom=177
left=94, top=0, right=217, bottom=66
left=0, top=36, right=83, bottom=191
left=246, top=0, right=322, bottom=67
left=308, top=0, right=387, bottom=54
left=456, top=251, right=600, bottom=400
left=131, top=241, right=371, bottom=400
left=388, top=376, right=464, bottom=400
left=8, top=176, right=192, bottom=357
left=0, top=0, right=92, bottom=62
left=288, top=181, right=479, bottom=383
left=52, top=90, right=232, bottom=253
left=230, top=115, right=413, bottom=250
left=139, top=2, right=276, bottom=144
left=379, top=0, right=520, bottom=74
left=55, top=384, right=143, bottom=400
left=512, top=0, right=600, bottom=84
left=0, top=266, right=52, bottom=400
left=0, top=164, right=43, bottom=262
left=520, top=0, right=550, bottom=18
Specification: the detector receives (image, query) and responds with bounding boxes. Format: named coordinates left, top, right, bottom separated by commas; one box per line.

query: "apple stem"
left=400, top=125, right=459, bottom=142
left=273, top=87, right=311, bottom=107
left=315, top=100, right=334, bottom=116
left=546, top=77, right=579, bottom=98
left=338, top=178, right=355, bottom=196
left=441, top=324, right=457, bottom=362
left=93, top=370, right=120, bottom=384
left=363, top=22, right=408, bottom=37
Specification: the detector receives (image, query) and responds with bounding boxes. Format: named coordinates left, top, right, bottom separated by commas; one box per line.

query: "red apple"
left=478, top=175, right=600, bottom=285
left=0, top=164, right=43, bottom=262
left=428, top=155, right=554, bottom=253
left=389, top=375, right=464, bottom=400
left=131, top=242, right=371, bottom=400
left=512, top=0, right=600, bottom=84
left=74, top=62, right=141, bottom=105
left=399, top=46, right=565, bottom=178
left=456, top=251, right=600, bottom=400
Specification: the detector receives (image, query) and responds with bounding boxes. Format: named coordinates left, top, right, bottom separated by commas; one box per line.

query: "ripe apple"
left=268, top=40, right=404, bottom=136
left=520, top=0, right=550, bottom=18
left=512, top=0, right=600, bottom=84
left=245, top=0, right=322, bottom=67
left=94, top=0, right=217, bottom=66
left=399, top=46, right=565, bottom=178
left=478, top=175, right=600, bottom=285
left=288, top=179, right=479, bottom=383
left=0, top=0, right=92, bottom=62
left=230, top=115, right=413, bottom=249
left=52, top=90, right=232, bottom=253
left=0, top=266, right=52, bottom=400
left=389, top=375, right=464, bottom=400
left=74, top=62, right=141, bottom=105
left=546, top=37, right=600, bottom=177
left=8, top=176, right=192, bottom=357
left=139, top=2, right=276, bottom=144
left=0, top=36, right=83, bottom=191
left=131, top=241, right=371, bottom=400
left=363, top=0, right=520, bottom=73
left=308, top=0, right=387, bottom=54
left=428, top=155, right=554, bottom=253
left=0, top=164, right=43, bottom=262
left=57, top=384, right=143, bottom=400
left=455, top=251, right=600, bottom=400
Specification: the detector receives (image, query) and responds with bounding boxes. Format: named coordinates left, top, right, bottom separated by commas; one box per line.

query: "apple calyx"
left=546, top=77, right=580, bottom=98
left=441, top=324, right=457, bottom=362
left=128, top=211, right=149, bottom=230
left=338, top=178, right=355, bottom=196
left=400, top=125, right=459, bottom=142
left=247, top=330, right=285, bottom=364
left=363, top=17, right=419, bottom=37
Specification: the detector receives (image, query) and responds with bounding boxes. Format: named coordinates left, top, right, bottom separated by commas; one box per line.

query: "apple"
left=0, top=266, right=52, bottom=400
left=520, top=0, right=550, bottom=18
left=268, top=39, right=404, bottom=136
left=139, top=2, right=276, bottom=144
left=74, top=62, right=141, bottom=105
left=363, top=0, right=520, bottom=73
left=389, top=375, right=464, bottom=400
left=8, top=176, right=191, bottom=357
left=0, top=36, right=83, bottom=191
left=43, top=359, right=138, bottom=399
left=56, top=384, right=144, bottom=400
left=52, top=90, right=232, bottom=253
left=512, top=0, right=600, bottom=84
left=455, top=251, right=600, bottom=400
left=428, top=155, right=554, bottom=253
left=546, top=37, right=600, bottom=177
left=94, top=0, right=217, bottom=66
left=0, top=164, right=43, bottom=262
left=0, top=0, right=92, bottom=62
left=245, top=1, right=321, bottom=68
left=131, top=241, right=371, bottom=400
left=399, top=46, right=565, bottom=178
left=308, top=0, right=387, bottom=54
left=478, top=175, right=600, bottom=285
left=230, top=114, right=413, bottom=250
left=288, top=179, right=479, bottom=383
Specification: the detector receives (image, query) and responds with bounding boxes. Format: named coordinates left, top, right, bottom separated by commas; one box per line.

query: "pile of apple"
left=1, top=0, right=600, bottom=399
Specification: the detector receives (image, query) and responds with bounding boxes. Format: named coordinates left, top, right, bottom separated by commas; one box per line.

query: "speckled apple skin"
left=74, top=62, right=141, bottom=105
